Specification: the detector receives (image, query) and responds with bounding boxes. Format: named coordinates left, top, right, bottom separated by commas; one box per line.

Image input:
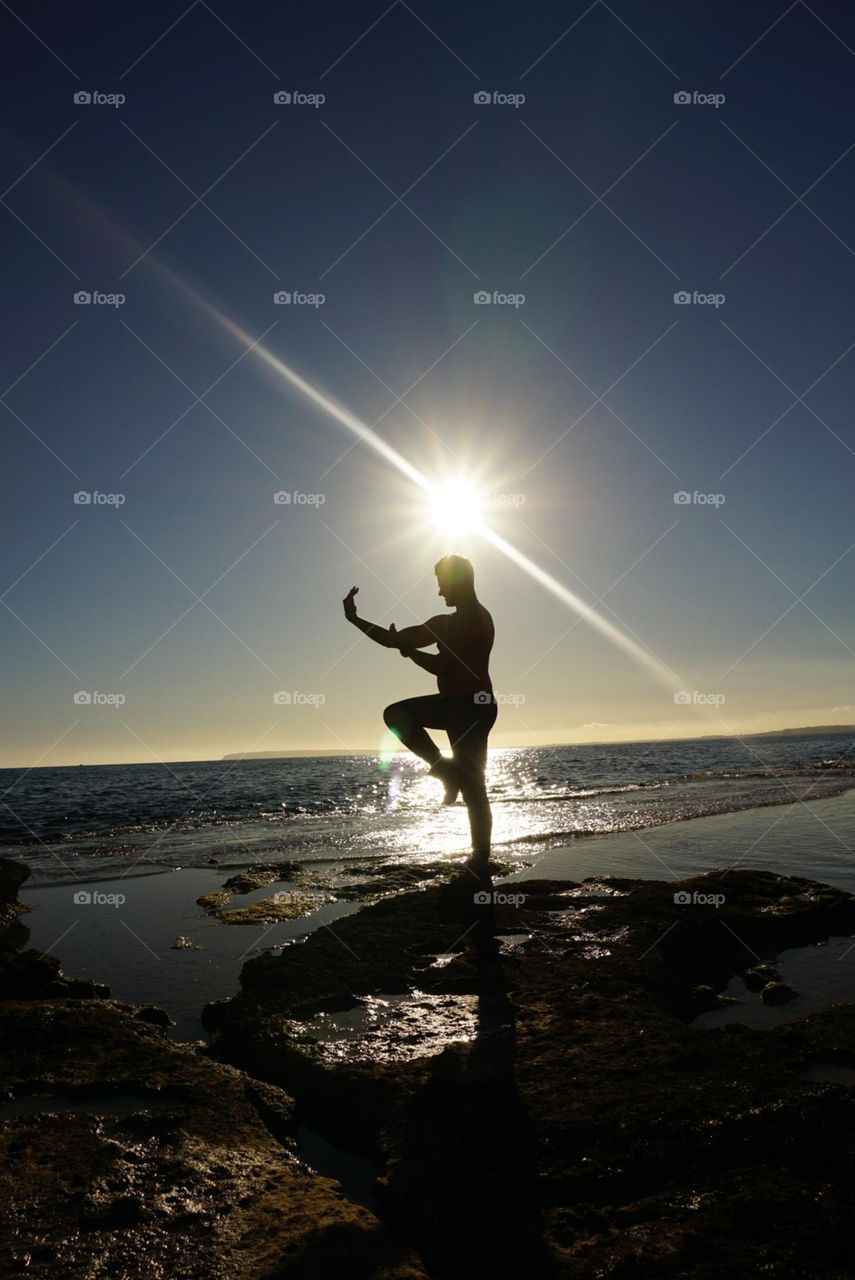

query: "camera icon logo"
left=674, top=290, right=691, bottom=305
left=74, top=91, right=92, bottom=105
left=674, top=91, right=692, bottom=105
left=673, top=890, right=692, bottom=904
left=273, top=91, right=292, bottom=104
left=74, top=890, right=92, bottom=904
left=673, top=690, right=691, bottom=704
left=474, top=91, right=491, bottom=105
left=73, top=691, right=92, bottom=704
left=673, top=491, right=691, bottom=504
left=273, top=491, right=291, bottom=504
left=73, top=491, right=92, bottom=505
left=273, top=290, right=291, bottom=304
left=273, top=691, right=292, bottom=704
left=74, top=291, right=92, bottom=305
left=473, top=690, right=492, bottom=704
left=473, top=891, right=492, bottom=904
left=474, top=290, right=491, bottom=305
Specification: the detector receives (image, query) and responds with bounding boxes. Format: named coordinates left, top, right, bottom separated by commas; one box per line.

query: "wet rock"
left=761, top=980, right=799, bottom=1005
left=197, top=863, right=311, bottom=923
left=216, top=893, right=320, bottom=926
left=743, top=963, right=782, bottom=991
left=197, top=889, right=231, bottom=912
left=0, top=863, right=112, bottom=1005
left=245, top=1079, right=296, bottom=1146
left=207, top=867, right=855, bottom=1279
left=171, top=935, right=201, bottom=950
left=200, top=996, right=233, bottom=1032
left=0, top=945, right=111, bottom=1001
left=0, top=1002, right=426, bottom=1278
left=0, top=859, right=425, bottom=1278
left=691, top=984, right=733, bottom=1013
left=60, top=976, right=111, bottom=998
left=222, top=863, right=300, bottom=893
left=0, top=858, right=29, bottom=935
left=134, top=1005, right=174, bottom=1030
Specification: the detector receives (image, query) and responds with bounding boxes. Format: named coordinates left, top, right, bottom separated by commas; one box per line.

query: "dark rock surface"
left=761, top=980, right=800, bottom=1005
left=0, top=859, right=425, bottom=1279
left=208, top=866, right=855, bottom=1279
left=7, top=850, right=855, bottom=1277
left=743, top=962, right=782, bottom=991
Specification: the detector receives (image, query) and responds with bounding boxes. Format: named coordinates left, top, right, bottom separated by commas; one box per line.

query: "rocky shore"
left=3, top=854, right=855, bottom=1277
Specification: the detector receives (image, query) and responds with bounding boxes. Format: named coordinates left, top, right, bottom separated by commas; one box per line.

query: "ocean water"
left=1, top=732, right=854, bottom=885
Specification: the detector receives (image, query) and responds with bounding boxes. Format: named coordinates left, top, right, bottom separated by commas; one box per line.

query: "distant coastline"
left=3, top=726, right=853, bottom=773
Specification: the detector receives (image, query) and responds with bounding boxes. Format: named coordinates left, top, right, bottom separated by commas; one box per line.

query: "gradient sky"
left=2, top=0, right=854, bottom=767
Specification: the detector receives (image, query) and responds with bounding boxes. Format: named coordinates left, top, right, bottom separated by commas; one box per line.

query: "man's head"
left=435, top=554, right=475, bottom=606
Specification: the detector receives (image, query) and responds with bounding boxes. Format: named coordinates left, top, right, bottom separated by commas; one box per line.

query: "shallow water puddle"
left=693, top=935, right=855, bottom=1030
left=290, top=990, right=479, bottom=1063
left=296, top=1126, right=381, bottom=1208
left=496, top=932, right=531, bottom=953
left=561, top=882, right=630, bottom=898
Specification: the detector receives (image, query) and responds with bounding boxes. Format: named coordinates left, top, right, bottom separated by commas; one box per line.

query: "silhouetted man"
left=343, top=554, right=497, bottom=867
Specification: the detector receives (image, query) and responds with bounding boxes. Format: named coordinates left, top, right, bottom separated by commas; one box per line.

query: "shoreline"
left=7, top=777, right=855, bottom=890
left=17, top=790, right=855, bottom=1041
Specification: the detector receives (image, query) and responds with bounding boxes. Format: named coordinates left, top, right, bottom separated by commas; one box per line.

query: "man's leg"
left=383, top=695, right=461, bottom=803
left=449, top=702, right=497, bottom=863
left=383, top=695, right=446, bottom=765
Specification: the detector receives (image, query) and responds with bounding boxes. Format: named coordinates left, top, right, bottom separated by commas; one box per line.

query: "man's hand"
left=344, top=598, right=418, bottom=653
left=342, top=586, right=359, bottom=621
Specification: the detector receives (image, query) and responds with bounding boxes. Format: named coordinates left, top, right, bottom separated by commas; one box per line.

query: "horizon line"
left=2, top=722, right=853, bottom=771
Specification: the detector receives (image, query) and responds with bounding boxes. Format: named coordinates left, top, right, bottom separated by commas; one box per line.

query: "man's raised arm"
left=342, top=587, right=440, bottom=650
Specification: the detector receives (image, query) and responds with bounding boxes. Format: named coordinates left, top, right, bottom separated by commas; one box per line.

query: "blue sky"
left=1, top=0, right=854, bottom=766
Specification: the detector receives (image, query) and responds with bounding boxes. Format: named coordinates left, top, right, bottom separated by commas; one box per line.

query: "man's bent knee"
left=383, top=702, right=406, bottom=733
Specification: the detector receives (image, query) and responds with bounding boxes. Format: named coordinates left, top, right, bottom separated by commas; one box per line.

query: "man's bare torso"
left=427, top=603, right=494, bottom=697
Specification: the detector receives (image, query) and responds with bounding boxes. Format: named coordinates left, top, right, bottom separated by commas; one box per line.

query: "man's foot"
left=429, top=758, right=460, bottom=805
left=462, top=855, right=492, bottom=877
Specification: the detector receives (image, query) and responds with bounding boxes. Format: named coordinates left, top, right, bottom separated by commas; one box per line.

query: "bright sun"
left=428, top=477, right=484, bottom=538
